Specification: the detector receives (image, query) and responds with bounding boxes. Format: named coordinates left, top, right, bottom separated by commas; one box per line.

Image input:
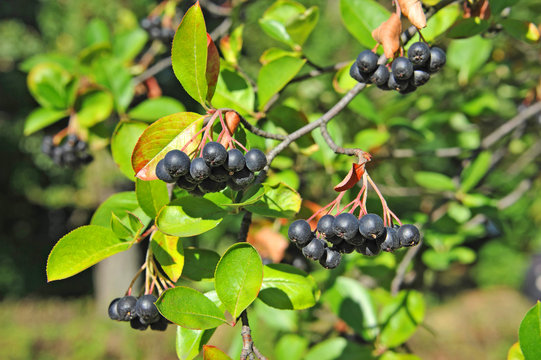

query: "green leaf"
left=413, top=171, right=456, bottom=191
left=263, top=0, right=305, bottom=23
left=339, top=0, right=390, bottom=48
left=92, top=56, right=134, bottom=113
left=156, top=196, right=227, bottom=237
left=24, top=107, right=67, bottom=135
left=421, top=3, right=461, bottom=43
left=220, top=25, right=243, bottom=66
left=502, top=19, right=540, bottom=44
left=519, top=302, right=541, bottom=359
left=333, top=61, right=356, bottom=93
left=131, top=112, right=204, bottom=180
left=128, top=96, right=186, bottom=122
left=259, top=48, right=301, bottom=65
left=212, top=64, right=255, bottom=116
left=304, top=337, right=375, bottom=360
left=258, top=263, right=319, bottom=310
left=215, top=243, right=263, bottom=319
left=268, top=105, right=312, bottom=148
left=275, top=334, right=308, bottom=360
left=171, top=1, right=209, bottom=107
left=259, top=18, right=295, bottom=47
left=286, top=6, right=319, bottom=47
left=379, top=290, right=425, bottom=348
left=491, top=0, right=519, bottom=15
left=447, top=18, right=490, bottom=39
left=323, top=276, right=378, bottom=341
left=111, top=121, right=147, bottom=181
left=76, top=90, right=114, bottom=128
left=151, top=230, right=184, bottom=282
left=245, top=182, right=301, bottom=218
left=156, top=286, right=228, bottom=330
left=47, top=225, right=132, bottom=281
left=27, top=62, right=77, bottom=110
left=507, top=342, right=525, bottom=360
left=422, top=249, right=451, bottom=271
left=19, top=53, right=77, bottom=73
left=447, top=201, right=471, bottom=223
left=182, top=248, right=221, bottom=281
left=206, top=34, right=220, bottom=103
left=202, top=346, right=232, bottom=360
left=85, top=19, right=110, bottom=46
left=380, top=352, right=421, bottom=360
left=113, top=28, right=148, bottom=62
left=352, top=128, right=389, bottom=152
left=447, top=36, right=493, bottom=85
left=136, top=178, right=169, bottom=218
left=460, top=151, right=492, bottom=193
left=257, top=56, right=306, bottom=111
left=110, top=213, right=135, bottom=240
left=176, top=326, right=215, bottom=360
left=90, top=191, right=151, bottom=230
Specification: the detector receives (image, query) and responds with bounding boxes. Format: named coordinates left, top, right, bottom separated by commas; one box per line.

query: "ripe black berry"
left=392, top=57, right=414, bottom=80
left=399, top=84, right=417, bottom=95
left=108, top=298, right=121, bottom=320
left=202, top=142, right=227, bottom=167
left=408, top=42, right=431, bottom=66
left=245, top=149, right=267, bottom=172
left=302, top=237, right=325, bottom=261
left=150, top=315, right=169, bottom=331
left=319, top=248, right=342, bottom=269
left=357, top=241, right=382, bottom=256
left=41, top=135, right=54, bottom=156
left=230, top=167, right=254, bottom=188
left=141, top=18, right=152, bottom=30
left=224, top=149, right=246, bottom=172
left=227, top=178, right=245, bottom=191
left=288, top=219, right=312, bottom=247
left=135, top=294, right=160, bottom=324
left=199, top=178, right=226, bottom=193
left=156, top=159, right=177, bottom=183
left=410, top=70, right=430, bottom=87
left=130, top=316, right=149, bottom=330
left=177, top=175, right=198, bottom=191
left=188, top=186, right=205, bottom=197
left=369, top=65, right=390, bottom=86
left=117, top=296, right=137, bottom=321
left=209, top=166, right=230, bottom=183
left=358, top=214, right=385, bottom=240
left=333, top=241, right=355, bottom=254
left=388, top=73, right=409, bottom=91
left=398, top=224, right=421, bottom=247
left=333, top=213, right=359, bottom=241
left=317, top=215, right=335, bottom=238
left=345, top=232, right=365, bottom=247
left=164, top=150, right=190, bottom=177
left=326, top=234, right=343, bottom=245
left=428, top=47, right=446, bottom=73
left=190, top=157, right=211, bottom=181
left=380, top=227, right=400, bottom=252
left=350, top=63, right=370, bottom=83
left=356, top=50, right=378, bottom=74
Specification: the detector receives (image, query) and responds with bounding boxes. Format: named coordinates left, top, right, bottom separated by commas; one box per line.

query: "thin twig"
left=239, top=310, right=267, bottom=360
left=237, top=211, right=252, bottom=243
left=390, top=240, right=423, bottom=295
left=220, top=109, right=287, bottom=140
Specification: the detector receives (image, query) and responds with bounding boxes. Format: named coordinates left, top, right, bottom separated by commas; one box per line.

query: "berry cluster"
left=156, top=142, right=267, bottom=196
left=140, top=17, right=175, bottom=42
left=41, top=134, right=93, bottom=167
left=108, top=294, right=169, bottom=331
left=349, top=42, right=446, bottom=94
left=288, top=213, right=420, bottom=269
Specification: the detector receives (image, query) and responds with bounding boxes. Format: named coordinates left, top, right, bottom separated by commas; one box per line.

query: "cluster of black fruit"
left=108, top=294, right=169, bottom=331
left=156, top=141, right=267, bottom=196
left=288, top=213, right=421, bottom=269
left=350, top=42, right=446, bottom=94
left=41, top=134, right=93, bottom=167
left=140, top=16, right=175, bottom=42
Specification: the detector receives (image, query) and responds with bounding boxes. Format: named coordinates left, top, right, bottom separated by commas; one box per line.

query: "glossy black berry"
left=399, top=85, right=417, bottom=95
left=203, top=142, right=228, bottom=167
left=369, top=65, right=390, bottom=86
left=209, top=166, right=230, bottom=183
left=117, top=296, right=137, bottom=321
left=398, top=224, right=421, bottom=247
left=359, top=214, right=385, bottom=240
left=150, top=315, right=169, bottom=331
left=199, top=178, right=226, bottom=193
left=288, top=219, right=312, bottom=247
left=42, top=135, right=54, bottom=155
left=428, top=47, right=446, bottom=73
left=357, top=240, right=382, bottom=256
left=141, top=18, right=152, bottom=30
left=230, top=167, right=254, bottom=187
left=245, top=149, right=267, bottom=172
left=227, top=178, right=245, bottom=192
left=190, top=157, right=211, bottom=181
left=392, top=57, right=414, bottom=80
left=302, top=237, right=326, bottom=261
left=408, top=42, right=431, bottom=66
left=156, top=159, right=177, bottom=183
left=380, top=226, right=400, bottom=252
left=333, top=241, right=355, bottom=254
left=319, top=248, right=342, bottom=269
left=149, top=27, right=161, bottom=39
left=135, top=294, right=160, bottom=324
left=177, top=175, right=197, bottom=191
left=388, top=73, right=409, bottom=91
left=108, top=298, right=121, bottom=320
left=332, top=212, right=359, bottom=241
left=224, top=149, right=245, bottom=173
left=345, top=232, right=365, bottom=247
left=130, top=316, right=149, bottom=330
left=356, top=50, right=379, bottom=74
left=326, top=234, right=343, bottom=245
left=188, top=186, right=206, bottom=197
left=164, top=150, right=190, bottom=177
left=410, top=70, right=430, bottom=87
left=317, top=215, right=335, bottom=238
left=74, top=140, right=87, bottom=152
left=350, top=62, right=370, bottom=83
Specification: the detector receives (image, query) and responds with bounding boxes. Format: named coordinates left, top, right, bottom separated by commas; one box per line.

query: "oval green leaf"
left=76, top=90, right=114, bottom=128
left=136, top=178, right=169, bottom=218
left=519, top=302, right=541, bottom=360
left=90, top=191, right=151, bottom=230
left=244, top=182, right=301, bottom=218
left=215, top=243, right=263, bottom=319
left=202, top=345, right=232, bottom=360
left=47, top=225, right=132, bottom=282
left=414, top=171, right=456, bottom=191
left=212, top=64, right=255, bottom=116
left=339, top=0, right=390, bottom=48
left=24, top=107, right=68, bottom=135
left=151, top=230, right=184, bottom=282
left=257, top=56, right=306, bottom=110
left=27, top=62, right=77, bottom=110
left=460, top=150, right=492, bottom=193
left=128, top=96, right=186, bottom=123
left=156, top=286, right=228, bottom=330
left=111, top=121, right=147, bottom=181
left=304, top=337, right=375, bottom=360
left=176, top=326, right=215, bottom=360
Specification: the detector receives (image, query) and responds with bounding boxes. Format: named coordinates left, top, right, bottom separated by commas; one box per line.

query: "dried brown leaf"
left=372, top=13, right=402, bottom=59
left=398, top=0, right=426, bottom=29
left=334, top=163, right=365, bottom=192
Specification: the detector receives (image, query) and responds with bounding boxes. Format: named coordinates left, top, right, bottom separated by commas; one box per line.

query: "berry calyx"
left=245, top=149, right=267, bottom=172
left=398, top=224, right=421, bottom=247
left=333, top=212, right=360, bottom=241
left=392, top=57, right=414, bottom=80
left=225, top=148, right=245, bottom=172
left=190, top=157, right=211, bottom=181
left=288, top=219, right=312, bottom=247
left=164, top=150, right=190, bottom=177
left=358, top=213, right=385, bottom=240
left=202, top=141, right=228, bottom=167
left=408, top=42, right=431, bottom=66
left=356, top=50, right=379, bottom=74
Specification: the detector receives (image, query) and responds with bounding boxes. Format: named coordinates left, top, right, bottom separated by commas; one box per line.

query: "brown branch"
left=239, top=310, right=267, bottom=360
left=390, top=241, right=423, bottom=295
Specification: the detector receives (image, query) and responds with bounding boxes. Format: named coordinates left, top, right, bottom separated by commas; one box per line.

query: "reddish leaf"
left=206, top=33, right=220, bottom=104
left=131, top=112, right=204, bottom=180
left=398, top=0, right=426, bottom=29
left=203, top=345, right=232, bottom=360
left=334, top=163, right=365, bottom=192
left=372, top=13, right=402, bottom=59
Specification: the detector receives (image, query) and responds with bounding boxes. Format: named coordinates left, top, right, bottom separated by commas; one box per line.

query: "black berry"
left=356, top=50, right=378, bottom=74
left=319, top=248, right=342, bottom=269
left=428, top=47, right=446, bottom=73
left=135, top=294, right=160, bottom=324
left=164, top=150, right=190, bottom=177
left=358, top=214, right=385, bottom=240
left=190, top=157, right=211, bottom=181
left=332, top=213, right=359, bottom=241
left=202, top=141, right=227, bottom=167
left=317, top=215, right=335, bottom=238
left=333, top=241, right=355, bottom=254
left=398, top=224, right=421, bottom=247
left=326, top=234, right=343, bottom=245
left=369, top=65, right=390, bottom=86
left=408, top=42, right=431, bottom=66
left=357, top=241, right=382, bottom=256
left=177, top=175, right=198, bottom=191
left=350, top=62, right=370, bottom=83
left=302, top=237, right=326, bottom=261
left=224, top=149, right=245, bottom=172
left=150, top=315, right=169, bottom=331
left=392, top=57, right=414, bottom=80
left=209, top=166, right=230, bottom=183
left=245, top=149, right=267, bottom=172
left=117, top=296, right=137, bottom=321
left=410, top=70, right=430, bottom=87
left=230, top=167, right=254, bottom=188
left=345, top=232, right=365, bottom=247
left=156, top=159, right=177, bottom=183
left=108, top=298, right=121, bottom=320
left=380, top=226, right=400, bottom=252
left=388, top=73, right=409, bottom=91
left=130, top=316, right=149, bottom=330
left=199, top=178, right=226, bottom=193
left=399, top=84, right=417, bottom=95
left=227, top=178, right=245, bottom=192
left=41, top=135, right=54, bottom=155
left=288, top=219, right=312, bottom=247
